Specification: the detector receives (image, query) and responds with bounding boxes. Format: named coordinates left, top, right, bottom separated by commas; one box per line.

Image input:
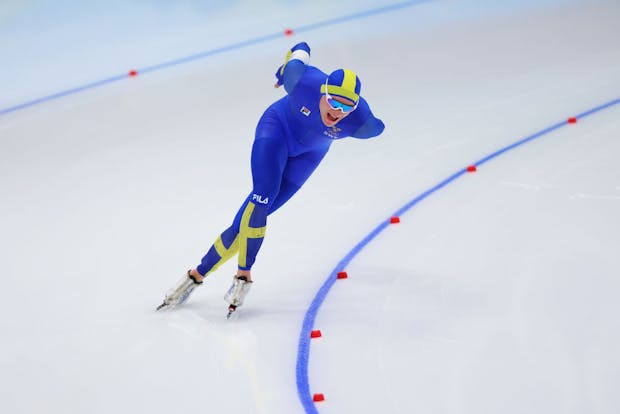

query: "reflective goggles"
left=324, top=80, right=358, bottom=113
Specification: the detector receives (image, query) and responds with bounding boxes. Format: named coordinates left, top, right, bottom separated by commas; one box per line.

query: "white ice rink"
left=1, top=1, right=619, bottom=413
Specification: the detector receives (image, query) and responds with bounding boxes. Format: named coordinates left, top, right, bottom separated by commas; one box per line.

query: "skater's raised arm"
left=274, top=42, right=311, bottom=93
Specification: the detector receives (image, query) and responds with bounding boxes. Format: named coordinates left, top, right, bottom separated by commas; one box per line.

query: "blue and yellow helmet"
left=320, top=68, right=362, bottom=104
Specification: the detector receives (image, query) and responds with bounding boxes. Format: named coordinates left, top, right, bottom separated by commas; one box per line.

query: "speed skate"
left=224, top=275, right=253, bottom=319
left=156, top=270, right=203, bottom=311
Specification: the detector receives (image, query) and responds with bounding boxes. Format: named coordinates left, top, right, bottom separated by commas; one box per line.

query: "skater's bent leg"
left=230, top=144, right=328, bottom=274
left=193, top=113, right=287, bottom=281
left=234, top=133, right=287, bottom=275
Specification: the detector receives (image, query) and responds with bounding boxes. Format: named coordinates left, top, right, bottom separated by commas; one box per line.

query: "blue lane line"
left=0, top=0, right=431, bottom=117
left=295, top=95, right=620, bottom=414
left=575, top=97, right=620, bottom=119
left=0, top=74, right=129, bottom=116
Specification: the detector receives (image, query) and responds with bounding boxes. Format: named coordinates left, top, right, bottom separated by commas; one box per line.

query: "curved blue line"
left=0, top=0, right=431, bottom=117
left=295, top=96, right=620, bottom=413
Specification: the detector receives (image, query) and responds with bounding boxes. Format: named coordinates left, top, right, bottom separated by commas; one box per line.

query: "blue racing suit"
left=196, top=44, right=385, bottom=276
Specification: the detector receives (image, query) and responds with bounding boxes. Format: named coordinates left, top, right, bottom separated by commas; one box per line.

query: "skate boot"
left=156, top=270, right=203, bottom=311
left=224, top=275, right=253, bottom=318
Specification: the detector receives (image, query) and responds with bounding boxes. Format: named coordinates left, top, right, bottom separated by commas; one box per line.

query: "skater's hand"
left=274, top=59, right=289, bottom=88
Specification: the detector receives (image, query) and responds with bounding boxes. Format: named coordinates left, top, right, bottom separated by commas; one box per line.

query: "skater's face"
left=319, top=95, right=355, bottom=127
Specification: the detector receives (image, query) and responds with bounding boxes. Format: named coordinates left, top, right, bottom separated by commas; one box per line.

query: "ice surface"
left=1, top=1, right=619, bottom=413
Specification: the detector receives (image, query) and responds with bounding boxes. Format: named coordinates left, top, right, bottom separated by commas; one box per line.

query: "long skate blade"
left=156, top=302, right=169, bottom=311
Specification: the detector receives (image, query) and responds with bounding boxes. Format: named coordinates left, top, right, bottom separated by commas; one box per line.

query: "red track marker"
left=337, top=271, right=348, bottom=279
left=390, top=216, right=400, bottom=224
left=568, top=117, right=577, bottom=124
left=311, top=330, right=322, bottom=338
left=128, top=70, right=138, bottom=77
left=467, top=165, right=477, bottom=173
left=313, top=393, right=325, bottom=402
left=284, top=28, right=294, bottom=36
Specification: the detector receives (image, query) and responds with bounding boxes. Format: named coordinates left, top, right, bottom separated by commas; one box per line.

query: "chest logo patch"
left=300, top=106, right=311, bottom=116
left=323, top=126, right=342, bottom=139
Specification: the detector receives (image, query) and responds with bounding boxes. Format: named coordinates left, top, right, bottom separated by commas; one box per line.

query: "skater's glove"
left=274, top=42, right=311, bottom=88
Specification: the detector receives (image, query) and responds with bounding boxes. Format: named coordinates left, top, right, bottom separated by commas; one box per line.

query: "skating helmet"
left=320, top=68, right=362, bottom=105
